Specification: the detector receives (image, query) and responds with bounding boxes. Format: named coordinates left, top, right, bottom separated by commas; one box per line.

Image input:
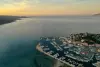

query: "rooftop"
left=37, top=33, right=100, bottom=67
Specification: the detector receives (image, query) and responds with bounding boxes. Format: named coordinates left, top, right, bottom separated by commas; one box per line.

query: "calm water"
left=0, top=16, right=100, bottom=67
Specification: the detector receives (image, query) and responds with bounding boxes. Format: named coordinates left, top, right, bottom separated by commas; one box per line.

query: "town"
left=37, top=33, right=100, bottom=67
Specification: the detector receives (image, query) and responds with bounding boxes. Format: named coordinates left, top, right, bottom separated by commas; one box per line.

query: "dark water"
left=0, top=16, right=100, bottom=67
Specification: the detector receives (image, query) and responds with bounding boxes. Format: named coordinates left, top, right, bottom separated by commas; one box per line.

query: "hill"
left=0, top=15, right=27, bottom=25
left=93, top=13, right=100, bottom=16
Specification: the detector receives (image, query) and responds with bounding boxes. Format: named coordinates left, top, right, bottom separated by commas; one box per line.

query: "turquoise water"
left=0, top=18, right=54, bottom=67
left=0, top=16, right=100, bottom=67
left=0, top=39, right=53, bottom=67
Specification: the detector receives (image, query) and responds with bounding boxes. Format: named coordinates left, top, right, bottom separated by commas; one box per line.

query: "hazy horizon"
left=0, top=0, right=100, bottom=16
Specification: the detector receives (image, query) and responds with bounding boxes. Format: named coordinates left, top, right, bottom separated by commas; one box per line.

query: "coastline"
left=36, top=43, right=74, bottom=67
left=0, top=16, right=27, bottom=25
left=36, top=44, right=63, bottom=67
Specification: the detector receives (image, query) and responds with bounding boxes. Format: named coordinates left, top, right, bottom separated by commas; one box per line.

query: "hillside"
left=0, top=15, right=27, bottom=25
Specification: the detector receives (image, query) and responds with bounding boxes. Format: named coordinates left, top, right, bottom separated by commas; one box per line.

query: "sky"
left=0, top=0, right=100, bottom=16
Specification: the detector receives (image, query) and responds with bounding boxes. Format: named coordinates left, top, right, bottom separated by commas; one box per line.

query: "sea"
left=0, top=16, right=100, bottom=67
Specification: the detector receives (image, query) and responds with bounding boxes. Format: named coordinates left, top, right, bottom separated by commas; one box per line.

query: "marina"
left=37, top=33, right=100, bottom=67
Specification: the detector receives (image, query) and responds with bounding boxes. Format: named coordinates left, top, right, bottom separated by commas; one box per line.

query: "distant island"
left=0, top=15, right=27, bottom=25
left=93, top=13, right=100, bottom=16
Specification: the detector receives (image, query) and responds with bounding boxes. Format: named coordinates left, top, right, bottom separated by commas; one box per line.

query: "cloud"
left=0, top=0, right=100, bottom=7
left=0, top=0, right=100, bottom=15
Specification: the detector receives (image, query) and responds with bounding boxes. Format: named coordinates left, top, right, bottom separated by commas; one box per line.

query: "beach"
left=36, top=44, right=73, bottom=67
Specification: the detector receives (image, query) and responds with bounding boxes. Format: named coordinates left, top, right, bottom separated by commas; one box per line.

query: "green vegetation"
left=70, top=33, right=100, bottom=44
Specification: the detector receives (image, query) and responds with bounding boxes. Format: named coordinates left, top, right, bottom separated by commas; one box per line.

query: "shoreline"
left=36, top=44, right=64, bottom=67
left=36, top=43, right=74, bottom=67
left=0, top=16, right=28, bottom=25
